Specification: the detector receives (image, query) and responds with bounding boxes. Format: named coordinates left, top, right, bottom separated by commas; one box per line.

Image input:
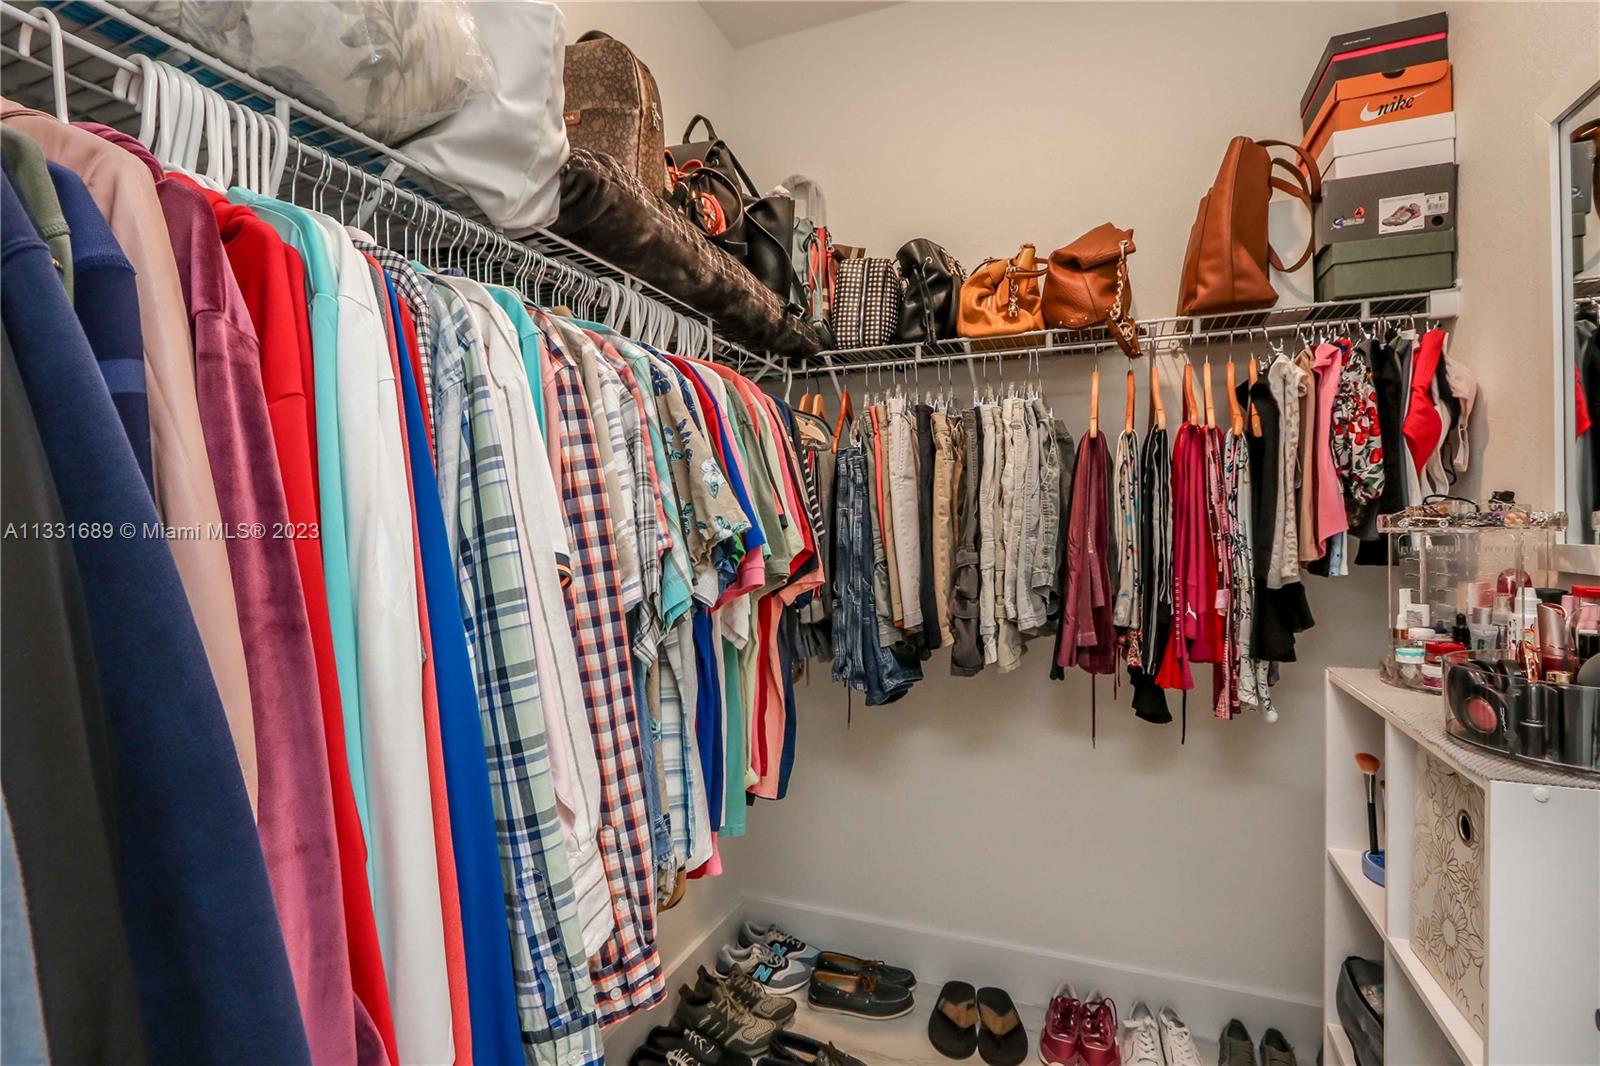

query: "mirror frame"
left=1545, top=74, right=1600, bottom=576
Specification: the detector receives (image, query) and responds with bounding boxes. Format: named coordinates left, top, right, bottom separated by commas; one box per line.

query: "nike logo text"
left=1360, top=90, right=1425, bottom=122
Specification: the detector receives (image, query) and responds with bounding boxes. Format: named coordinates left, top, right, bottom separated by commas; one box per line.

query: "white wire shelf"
left=0, top=0, right=777, bottom=371
left=810, top=288, right=1460, bottom=374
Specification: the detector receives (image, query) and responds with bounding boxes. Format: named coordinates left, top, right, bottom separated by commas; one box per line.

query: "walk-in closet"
left=1, top=3, right=1597, bottom=1065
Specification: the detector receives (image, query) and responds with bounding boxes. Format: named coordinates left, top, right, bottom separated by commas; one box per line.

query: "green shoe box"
left=1314, top=229, right=1456, bottom=300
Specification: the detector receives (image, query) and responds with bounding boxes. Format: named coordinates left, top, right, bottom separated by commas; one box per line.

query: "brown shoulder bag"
left=958, top=243, right=1047, bottom=338
left=1176, top=137, right=1322, bottom=316
left=1044, top=223, right=1141, bottom=357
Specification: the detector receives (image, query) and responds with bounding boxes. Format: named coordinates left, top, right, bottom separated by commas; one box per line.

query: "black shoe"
left=639, top=1025, right=754, bottom=1066
left=1260, top=1028, right=1297, bottom=1066
left=1219, top=1019, right=1258, bottom=1066
left=808, top=969, right=915, bottom=1020
left=761, top=1030, right=869, bottom=1066
left=673, top=984, right=781, bottom=1055
left=814, top=950, right=917, bottom=989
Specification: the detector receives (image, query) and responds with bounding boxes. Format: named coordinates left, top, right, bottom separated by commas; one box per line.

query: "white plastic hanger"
left=17, top=7, right=68, bottom=121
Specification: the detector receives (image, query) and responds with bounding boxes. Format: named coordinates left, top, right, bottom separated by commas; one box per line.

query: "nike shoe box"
left=1315, top=112, right=1455, bottom=181
left=1314, top=230, right=1456, bottom=301
left=1301, top=61, right=1453, bottom=168
left=1315, top=163, right=1457, bottom=247
left=1300, top=12, right=1449, bottom=133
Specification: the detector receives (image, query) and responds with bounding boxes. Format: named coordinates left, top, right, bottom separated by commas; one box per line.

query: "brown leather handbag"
left=1044, top=224, right=1141, bottom=357
left=1176, top=137, right=1321, bottom=316
left=958, top=243, right=1047, bottom=338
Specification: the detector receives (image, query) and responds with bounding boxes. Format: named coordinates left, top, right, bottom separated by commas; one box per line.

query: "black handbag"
left=895, top=239, right=965, bottom=343
left=667, top=115, right=759, bottom=202
left=745, top=193, right=801, bottom=310
left=830, top=257, right=902, bottom=349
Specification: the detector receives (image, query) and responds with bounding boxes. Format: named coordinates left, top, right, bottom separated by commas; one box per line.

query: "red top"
left=1403, top=329, right=1447, bottom=475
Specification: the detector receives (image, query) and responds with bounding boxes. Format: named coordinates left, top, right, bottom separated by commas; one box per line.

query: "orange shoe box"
left=1300, top=60, right=1453, bottom=167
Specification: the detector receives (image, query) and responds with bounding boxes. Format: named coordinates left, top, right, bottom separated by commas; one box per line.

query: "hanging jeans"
left=832, top=444, right=918, bottom=705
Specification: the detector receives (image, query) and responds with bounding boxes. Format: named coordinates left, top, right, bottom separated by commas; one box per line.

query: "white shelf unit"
left=1323, top=668, right=1600, bottom=1066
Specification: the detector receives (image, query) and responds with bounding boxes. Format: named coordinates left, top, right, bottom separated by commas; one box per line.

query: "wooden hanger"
left=1226, top=359, right=1244, bottom=435
left=1124, top=369, right=1136, bottom=435
left=1246, top=356, right=1262, bottom=437
left=1202, top=356, right=1216, bottom=430
left=1150, top=358, right=1166, bottom=432
left=1182, top=359, right=1198, bottom=425
left=831, top=389, right=854, bottom=449
left=1088, top=364, right=1101, bottom=437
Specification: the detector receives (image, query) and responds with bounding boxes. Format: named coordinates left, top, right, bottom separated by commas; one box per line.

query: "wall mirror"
left=1557, top=80, right=1600, bottom=570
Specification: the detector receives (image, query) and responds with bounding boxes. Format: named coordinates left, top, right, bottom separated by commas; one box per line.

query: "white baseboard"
left=744, top=893, right=1323, bottom=1055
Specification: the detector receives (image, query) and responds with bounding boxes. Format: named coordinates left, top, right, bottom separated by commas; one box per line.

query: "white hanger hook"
left=19, top=7, right=68, bottom=121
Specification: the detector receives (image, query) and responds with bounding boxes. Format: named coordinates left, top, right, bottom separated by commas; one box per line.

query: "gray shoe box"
left=1315, top=163, right=1457, bottom=247
left=1314, top=229, right=1457, bottom=300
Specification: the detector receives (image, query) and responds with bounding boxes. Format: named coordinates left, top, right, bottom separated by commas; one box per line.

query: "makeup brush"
left=1355, top=752, right=1382, bottom=858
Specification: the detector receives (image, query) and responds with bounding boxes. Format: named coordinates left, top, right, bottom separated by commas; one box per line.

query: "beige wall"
left=560, top=0, right=1600, bottom=1012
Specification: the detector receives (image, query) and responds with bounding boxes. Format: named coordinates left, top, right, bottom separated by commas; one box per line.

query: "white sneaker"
left=1157, top=1006, right=1203, bottom=1066
left=1121, top=1002, right=1165, bottom=1066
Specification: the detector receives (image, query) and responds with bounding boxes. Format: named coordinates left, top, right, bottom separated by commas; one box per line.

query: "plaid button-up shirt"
left=431, top=282, right=604, bottom=1066
left=542, top=323, right=665, bottom=1023
left=351, top=237, right=435, bottom=403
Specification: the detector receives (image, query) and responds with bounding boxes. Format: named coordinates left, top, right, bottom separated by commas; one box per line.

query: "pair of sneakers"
left=1120, top=1004, right=1203, bottom=1066
left=719, top=922, right=820, bottom=994
left=1039, top=986, right=1121, bottom=1066
left=671, top=966, right=797, bottom=1056
left=1218, top=1019, right=1297, bottom=1066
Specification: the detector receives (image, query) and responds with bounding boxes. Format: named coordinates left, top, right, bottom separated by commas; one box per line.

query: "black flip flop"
left=976, top=987, right=1028, bottom=1066
left=927, top=980, right=978, bottom=1059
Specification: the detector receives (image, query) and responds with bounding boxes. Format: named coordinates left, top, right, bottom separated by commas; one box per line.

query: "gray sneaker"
left=1218, top=1019, right=1257, bottom=1066
left=718, top=942, right=811, bottom=993
left=694, top=965, right=797, bottom=1025
left=673, top=984, right=780, bottom=1055
left=1259, top=1028, right=1297, bottom=1066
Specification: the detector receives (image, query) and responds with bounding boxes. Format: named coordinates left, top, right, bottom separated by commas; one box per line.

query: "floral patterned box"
left=1410, top=750, right=1487, bottom=1036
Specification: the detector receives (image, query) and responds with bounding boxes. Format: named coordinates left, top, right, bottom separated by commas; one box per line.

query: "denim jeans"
left=831, top=444, right=919, bottom=704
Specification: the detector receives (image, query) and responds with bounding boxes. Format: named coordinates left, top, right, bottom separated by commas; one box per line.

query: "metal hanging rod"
left=803, top=287, right=1460, bottom=376
left=0, top=0, right=783, bottom=373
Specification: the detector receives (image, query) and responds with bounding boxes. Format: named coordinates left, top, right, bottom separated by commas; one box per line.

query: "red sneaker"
left=1038, top=984, right=1082, bottom=1066
left=1079, top=995, right=1121, bottom=1066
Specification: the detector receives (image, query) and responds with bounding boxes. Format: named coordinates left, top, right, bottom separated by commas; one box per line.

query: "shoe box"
left=1315, top=162, right=1456, bottom=248
left=1315, top=229, right=1456, bottom=301
left=1300, top=60, right=1454, bottom=168
left=1316, top=111, right=1456, bottom=181
left=1300, top=11, right=1449, bottom=133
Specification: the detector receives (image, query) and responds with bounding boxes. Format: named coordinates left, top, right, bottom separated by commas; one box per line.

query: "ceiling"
left=699, top=2, right=898, bottom=48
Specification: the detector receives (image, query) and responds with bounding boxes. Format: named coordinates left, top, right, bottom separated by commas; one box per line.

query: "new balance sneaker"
left=1259, top=1028, right=1297, bottom=1066
left=807, top=969, right=915, bottom=1020
left=718, top=942, right=812, bottom=993
left=1119, top=1003, right=1163, bottom=1066
left=1079, top=993, right=1120, bottom=1066
left=1157, top=1007, right=1203, bottom=1066
left=737, top=921, right=821, bottom=965
left=695, top=965, right=798, bottom=1025
left=1218, top=1020, right=1257, bottom=1066
left=640, top=1025, right=754, bottom=1066
left=1038, top=983, right=1083, bottom=1066
left=673, top=984, right=781, bottom=1055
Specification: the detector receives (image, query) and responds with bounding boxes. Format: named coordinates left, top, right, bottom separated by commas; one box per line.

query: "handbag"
left=895, top=239, right=965, bottom=343
left=1044, top=224, right=1141, bottom=357
left=667, top=115, right=759, bottom=202
left=785, top=175, right=836, bottom=345
left=1176, top=136, right=1321, bottom=316
left=666, top=159, right=744, bottom=247
left=562, top=30, right=669, bottom=195
left=958, top=244, right=1047, bottom=338
left=830, top=257, right=902, bottom=349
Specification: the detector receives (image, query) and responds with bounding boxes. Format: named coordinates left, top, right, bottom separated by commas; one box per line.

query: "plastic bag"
left=122, top=0, right=493, bottom=143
